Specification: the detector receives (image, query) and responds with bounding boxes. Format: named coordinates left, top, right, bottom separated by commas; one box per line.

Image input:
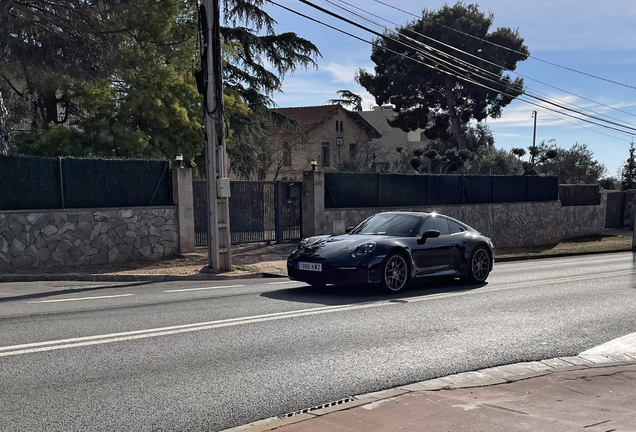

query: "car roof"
left=374, top=211, right=478, bottom=232
left=375, top=211, right=431, bottom=217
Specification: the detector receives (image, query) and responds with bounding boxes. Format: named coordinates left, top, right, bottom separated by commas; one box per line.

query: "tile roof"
left=274, top=105, right=341, bottom=133
left=271, top=105, right=381, bottom=138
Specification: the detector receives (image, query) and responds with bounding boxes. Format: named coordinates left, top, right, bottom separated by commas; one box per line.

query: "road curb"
left=218, top=354, right=636, bottom=432
left=494, top=247, right=633, bottom=262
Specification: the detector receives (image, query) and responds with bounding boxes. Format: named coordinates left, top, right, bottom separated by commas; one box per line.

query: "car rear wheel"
left=465, top=246, right=491, bottom=283
left=381, top=252, right=408, bottom=293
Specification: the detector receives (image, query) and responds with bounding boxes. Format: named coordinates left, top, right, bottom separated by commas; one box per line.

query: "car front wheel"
left=381, top=252, right=408, bottom=293
left=465, top=246, right=491, bottom=283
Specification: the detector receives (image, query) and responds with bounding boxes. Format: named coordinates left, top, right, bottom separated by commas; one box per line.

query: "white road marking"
left=265, top=281, right=297, bottom=285
left=4, top=268, right=634, bottom=357
left=163, top=285, right=244, bottom=293
left=495, top=253, right=635, bottom=270
left=28, top=294, right=134, bottom=304
left=408, top=269, right=636, bottom=304
left=0, top=302, right=398, bottom=357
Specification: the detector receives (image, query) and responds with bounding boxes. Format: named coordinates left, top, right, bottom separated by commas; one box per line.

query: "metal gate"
left=193, top=180, right=301, bottom=246
left=605, top=191, right=626, bottom=229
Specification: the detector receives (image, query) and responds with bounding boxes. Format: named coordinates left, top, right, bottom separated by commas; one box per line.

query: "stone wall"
left=560, top=193, right=607, bottom=240
left=323, top=201, right=563, bottom=249
left=0, top=207, right=178, bottom=269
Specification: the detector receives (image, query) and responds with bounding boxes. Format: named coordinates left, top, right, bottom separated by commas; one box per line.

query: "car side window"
left=448, top=220, right=467, bottom=234
left=419, top=217, right=449, bottom=236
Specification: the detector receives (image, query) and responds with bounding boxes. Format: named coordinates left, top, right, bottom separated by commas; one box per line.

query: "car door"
left=411, top=216, right=452, bottom=275
left=444, top=218, right=467, bottom=273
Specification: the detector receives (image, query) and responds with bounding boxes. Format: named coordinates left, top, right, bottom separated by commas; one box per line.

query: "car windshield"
left=350, top=214, right=422, bottom=237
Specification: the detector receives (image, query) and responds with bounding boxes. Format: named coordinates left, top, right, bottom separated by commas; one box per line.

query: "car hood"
left=295, top=234, right=394, bottom=259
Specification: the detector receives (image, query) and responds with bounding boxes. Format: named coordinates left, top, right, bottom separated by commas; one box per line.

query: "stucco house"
left=358, top=105, right=429, bottom=171
left=258, top=104, right=383, bottom=181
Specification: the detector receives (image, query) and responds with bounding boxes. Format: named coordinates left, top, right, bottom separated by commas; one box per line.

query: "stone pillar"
left=172, top=168, right=195, bottom=253
left=301, top=170, right=324, bottom=238
left=624, top=189, right=636, bottom=230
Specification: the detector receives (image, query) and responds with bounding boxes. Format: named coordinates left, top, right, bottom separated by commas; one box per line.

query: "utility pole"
left=631, top=138, right=636, bottom=250
left=531, top=110, right=537, bottom=165
left=202, top=0, right=232, bottom=271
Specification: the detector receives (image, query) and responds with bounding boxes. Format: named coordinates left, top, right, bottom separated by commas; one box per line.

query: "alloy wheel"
left=384, top=254, right=407, bottom=292
left=471, top=248, right=490, bottom=282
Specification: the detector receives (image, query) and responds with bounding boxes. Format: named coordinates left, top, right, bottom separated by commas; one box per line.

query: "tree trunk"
left=0, top=90, right=9, bottom=155
left=444, top=76, right=467, bottom=150
left=41, top=89, right=59, bottom=127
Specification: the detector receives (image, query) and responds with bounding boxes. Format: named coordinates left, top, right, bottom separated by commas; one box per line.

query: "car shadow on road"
left=260, top=278, right=487, bottom=306
left=0, top=281, right=154, bottom=303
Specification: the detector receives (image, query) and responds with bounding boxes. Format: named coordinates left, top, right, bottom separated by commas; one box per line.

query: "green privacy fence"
left=0, top=155, right=172, bottom=211
left=324, top=173, right=559, bottom=209
left=559, top=184, right=601, bottom=206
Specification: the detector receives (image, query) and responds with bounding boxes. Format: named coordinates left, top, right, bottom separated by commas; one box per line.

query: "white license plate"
left=298, top=262, right=322, bottom=272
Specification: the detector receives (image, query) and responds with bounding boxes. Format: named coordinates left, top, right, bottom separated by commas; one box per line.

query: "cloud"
left=320, top=63, right=361, bottom=83
left=496, top=133, right=524, bottom=138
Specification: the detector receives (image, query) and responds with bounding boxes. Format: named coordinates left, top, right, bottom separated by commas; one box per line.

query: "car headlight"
left=296, top=238, right=310, bottom=249
left=353, top=242, right=377, bottom=257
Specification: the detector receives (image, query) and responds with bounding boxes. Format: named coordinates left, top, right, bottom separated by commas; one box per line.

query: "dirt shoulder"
left=496, top=235, right=632, bottom=259
left=0, top=242, right=298, bottom=276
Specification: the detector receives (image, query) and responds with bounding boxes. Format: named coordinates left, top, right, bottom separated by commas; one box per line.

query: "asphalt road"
left=1, top=252, right=636, bottom=431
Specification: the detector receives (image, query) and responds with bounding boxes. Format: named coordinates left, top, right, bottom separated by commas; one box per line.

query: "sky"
left=252, top=0, right=636, bottom=177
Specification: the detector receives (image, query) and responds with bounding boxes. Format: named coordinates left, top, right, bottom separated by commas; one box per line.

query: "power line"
left=326, top=0, right=636, bottom=121
left=513, top=103, right=632, bottom=144
left=270, top=0, right=636, bottom=138
left=294, top=0, right=636, bottom=136
left=371, top=0, right=636, bottom=91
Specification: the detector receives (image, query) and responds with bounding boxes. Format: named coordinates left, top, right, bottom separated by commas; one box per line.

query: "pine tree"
left=358, top=2, right=529, bottom=150
left=621, top=142, right=636, bottom=190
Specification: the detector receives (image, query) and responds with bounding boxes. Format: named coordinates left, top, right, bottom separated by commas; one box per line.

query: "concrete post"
left=301, top=170, right=324, bottom=238
left=172, top=168, right=195, bottom=254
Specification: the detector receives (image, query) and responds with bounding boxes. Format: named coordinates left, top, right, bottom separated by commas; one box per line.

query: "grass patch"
left=231, top=264, right=258, bottom=272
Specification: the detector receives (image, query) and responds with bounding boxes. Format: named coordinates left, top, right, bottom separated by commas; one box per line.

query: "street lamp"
left=310, top=159, right=318, bottom=171
left=175, top=153, right=184, bottom=168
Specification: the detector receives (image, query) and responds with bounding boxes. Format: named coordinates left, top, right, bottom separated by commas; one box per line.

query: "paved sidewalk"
left=223, top=354, right=636, bottom=432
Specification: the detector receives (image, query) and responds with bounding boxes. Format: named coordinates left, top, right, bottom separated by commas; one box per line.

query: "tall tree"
left=2, top=0, right=321, bottom=164
left=357, top=2, right=528, bottom=149
left=401, top=122, right=495, bottom=174
left=511, top=139, right=559, bottom=176
left=0, top=90, right=9, bottom=154
left=0, top=0, right=126, bottom=127
left=545, top=143, right=606, bottom=184
left=327, top=90, right=363, bottom=111
left=622, top=142, right=636, bottom=190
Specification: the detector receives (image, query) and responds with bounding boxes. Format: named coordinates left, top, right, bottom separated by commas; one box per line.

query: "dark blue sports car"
left=287, top=211, right=494, bottom=293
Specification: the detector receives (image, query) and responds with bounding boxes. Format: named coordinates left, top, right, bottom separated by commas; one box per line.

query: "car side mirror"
left=346, top=226, right=354, bottom=234
left=417, top=229, right=440, bottom=244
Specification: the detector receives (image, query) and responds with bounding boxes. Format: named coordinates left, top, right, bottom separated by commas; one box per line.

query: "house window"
left=349, top=143, right=357, bottom=159
left=340, top=121, right=343, bottom=132
left=283, top=142, right=292, bottom=166
left=321, top=142, right=330, bottom=167
left=336, top=121, right=339, bottom=132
